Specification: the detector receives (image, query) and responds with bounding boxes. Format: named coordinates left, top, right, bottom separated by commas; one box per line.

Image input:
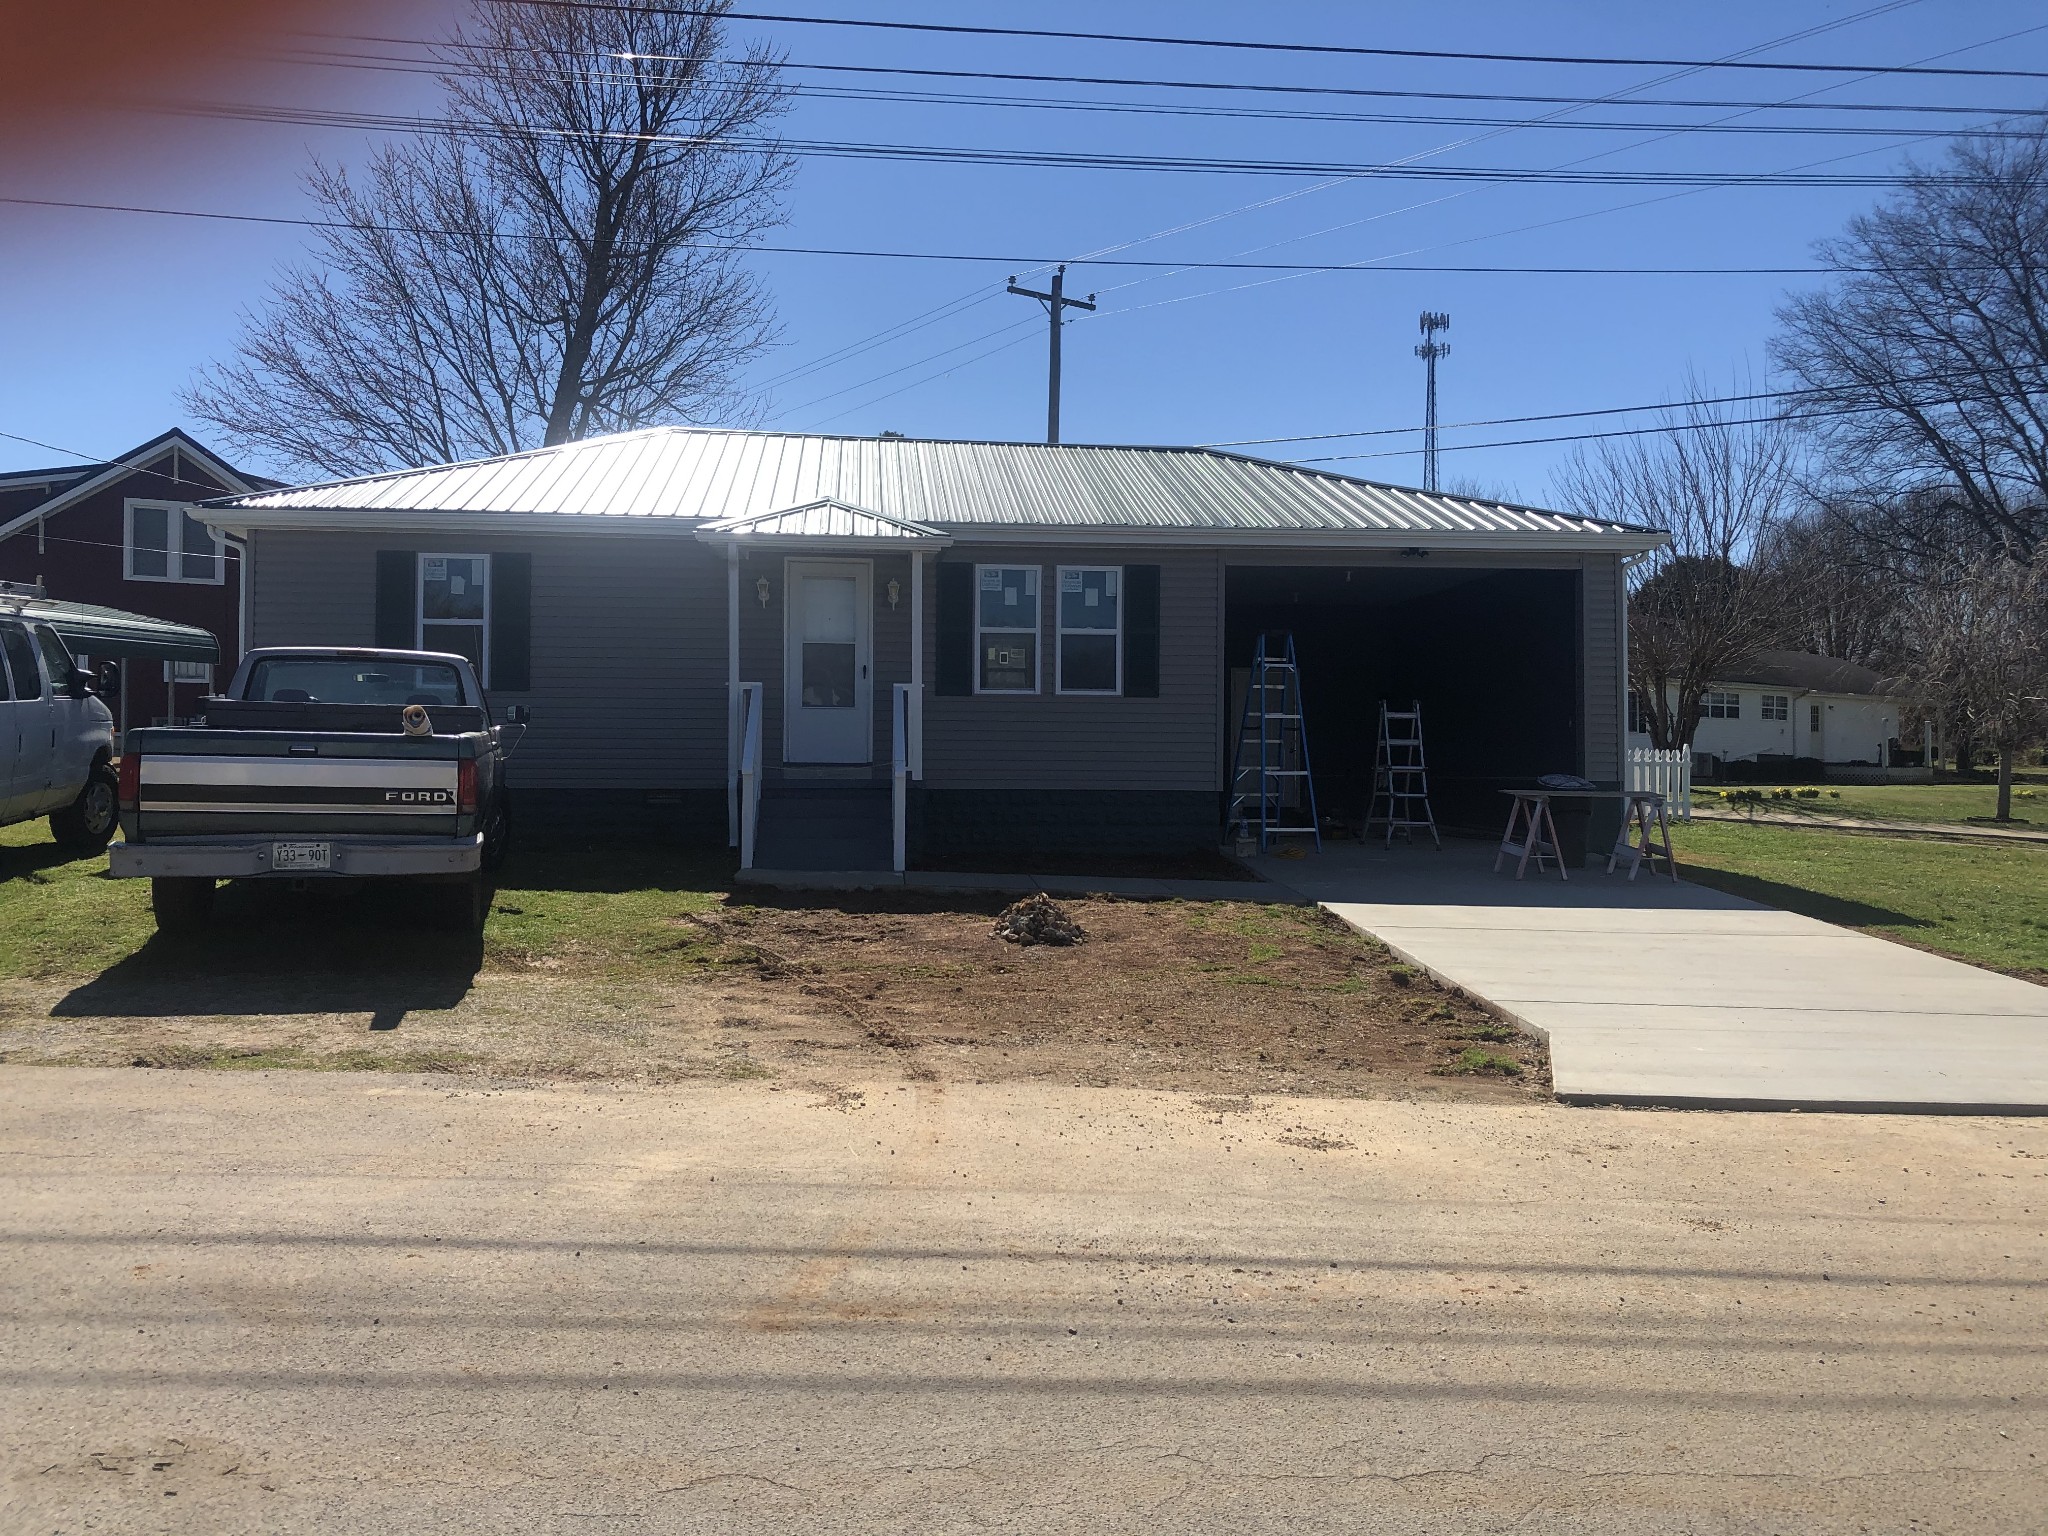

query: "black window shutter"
left=1124, top=564, right=1161, bottom=698
left=935, top=562, right=974, bottom=696
left=374, top=551, right=417, bottom=649
left=490, top=552, right=533, bottom=692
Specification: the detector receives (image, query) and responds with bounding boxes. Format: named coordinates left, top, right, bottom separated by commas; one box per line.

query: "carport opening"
left=1224, top=565, right=1583, bottom=834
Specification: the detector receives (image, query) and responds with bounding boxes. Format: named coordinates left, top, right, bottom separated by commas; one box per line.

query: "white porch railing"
left=891, top=682, right=923, bottom=874
left=1626, top=743, right=1693, bottom=821
left=736, top=681, right=764, bottom=869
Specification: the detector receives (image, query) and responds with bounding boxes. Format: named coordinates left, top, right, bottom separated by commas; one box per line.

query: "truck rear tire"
left=436, top=874, right=489, bottom=934
left=151, top=877, right=216, bottom=935
left=51, top=762, right=119, bottom=855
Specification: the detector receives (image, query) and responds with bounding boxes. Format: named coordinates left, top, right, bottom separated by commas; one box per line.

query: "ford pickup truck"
left=110, top=648, right=526, bottom=932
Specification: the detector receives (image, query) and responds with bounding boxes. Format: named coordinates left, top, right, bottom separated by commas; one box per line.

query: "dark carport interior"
left=1224, top=565, right=1585, bottom=837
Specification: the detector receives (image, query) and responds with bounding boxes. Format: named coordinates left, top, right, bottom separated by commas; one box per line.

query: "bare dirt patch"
left=0, top=885, right=1547, bottom=1102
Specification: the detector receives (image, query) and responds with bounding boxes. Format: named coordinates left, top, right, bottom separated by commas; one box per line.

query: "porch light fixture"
left=886, top=577, right=901, bottom=610
left=755, top=575, right=772, bottom=607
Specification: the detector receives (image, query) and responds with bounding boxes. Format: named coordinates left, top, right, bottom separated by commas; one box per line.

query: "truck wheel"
left=480, top=797, right=511, bottom=873
left=151, top=877, right=216, bottom=935
left=436, top=875, right=490, bottom=934
left=51, top=762, right=119, bottom=855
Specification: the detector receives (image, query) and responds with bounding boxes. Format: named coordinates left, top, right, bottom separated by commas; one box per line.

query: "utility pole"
left=1414, top=311, right=1451, bottom=492
left=1007, top=264, right=1095, bottom=445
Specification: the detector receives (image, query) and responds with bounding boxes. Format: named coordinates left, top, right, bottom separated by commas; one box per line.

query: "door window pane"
left=801, top=575, right=857, bottom=643
left=801, top=643, right=857, bottom=707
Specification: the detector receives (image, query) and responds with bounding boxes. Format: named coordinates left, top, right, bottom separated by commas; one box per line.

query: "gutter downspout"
left=223, top=532, right=250, bottom=666
left=1619, top=551, right=1652, bottom=766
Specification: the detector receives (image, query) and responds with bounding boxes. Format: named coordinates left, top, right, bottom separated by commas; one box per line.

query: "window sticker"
left=423, top=557, right=448, bottom=581
left=980, top=568, right=1002, bottom=591
left=1084, top=589, right=1099, bottom=607
left=1060, top=570, right=1082, bottom=593
left=1104, top=571, right=1117, bottom=597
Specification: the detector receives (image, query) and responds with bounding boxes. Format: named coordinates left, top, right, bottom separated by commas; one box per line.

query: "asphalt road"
left=2, top=1068, right=2044, bottom=1533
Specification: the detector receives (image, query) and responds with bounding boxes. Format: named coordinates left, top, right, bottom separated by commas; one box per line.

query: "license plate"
left=271, top=842, right=332, bottom=872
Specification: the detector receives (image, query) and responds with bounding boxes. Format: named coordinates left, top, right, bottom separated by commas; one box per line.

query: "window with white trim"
left=1760, top=693, right=1789, bottom=721
left=1810, top=703, right=1822, bottom=733
left=1704, top=690, right=1741, bottom=719
left=419, top=554, right=490, bottom=679
left=125, top=500, right=224, bottom=584
left=974, top=564, right=1038, bottom=693
left=1056, top=566, right=1121, bottom=694
left=164, top=660, right=214, bottom=687
left=1628, top=693, right=1650, bottom=734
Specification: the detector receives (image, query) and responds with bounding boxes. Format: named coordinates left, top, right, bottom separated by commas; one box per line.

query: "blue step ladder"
left=1228, top=632, right=1321, bottom=852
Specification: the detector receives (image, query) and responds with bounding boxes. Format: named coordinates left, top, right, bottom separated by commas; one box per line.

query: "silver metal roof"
left=210, top=427, right=1662, bottom=547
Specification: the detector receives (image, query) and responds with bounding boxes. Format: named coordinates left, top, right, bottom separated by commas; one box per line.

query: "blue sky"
left=3, top=1, right=2044, bottom=503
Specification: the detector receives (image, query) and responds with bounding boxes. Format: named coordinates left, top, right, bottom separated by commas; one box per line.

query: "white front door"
left=783, top=559, right=872, bottom=764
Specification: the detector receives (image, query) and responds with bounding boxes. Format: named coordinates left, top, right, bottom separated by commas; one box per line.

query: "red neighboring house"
left=0, top=429, right=270, bottom=739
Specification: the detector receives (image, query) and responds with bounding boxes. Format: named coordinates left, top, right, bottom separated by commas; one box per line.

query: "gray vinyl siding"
left=1581, top=552, right=1624, bottom=783
left=248, top=528, right=728, bottom=790
left=921, top=546, right=1223, bottom=793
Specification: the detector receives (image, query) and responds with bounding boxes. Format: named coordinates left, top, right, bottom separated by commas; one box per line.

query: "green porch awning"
left=3, top=595, right=221, bottom=664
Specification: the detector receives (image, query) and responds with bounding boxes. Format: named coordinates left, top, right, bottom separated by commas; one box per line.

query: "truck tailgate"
left=127, top=731, right=470, bottom=841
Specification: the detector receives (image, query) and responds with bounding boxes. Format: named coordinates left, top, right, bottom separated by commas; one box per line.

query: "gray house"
left=202, top=427, right=1663, bottom=868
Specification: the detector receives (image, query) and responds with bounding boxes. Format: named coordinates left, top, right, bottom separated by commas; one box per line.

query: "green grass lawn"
left=1671, top=819, right=2048, bottom=979
left=1695, top=773, right=2048, bottom=828
left=0, top=819, right=734, bottom=984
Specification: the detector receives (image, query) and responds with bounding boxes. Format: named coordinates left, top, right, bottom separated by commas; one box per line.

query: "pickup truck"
left=0, top=589, right=120, bottom=855
left=110, top=648, right=526, bottom=932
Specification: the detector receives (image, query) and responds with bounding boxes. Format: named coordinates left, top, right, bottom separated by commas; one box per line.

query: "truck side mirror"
left=95, top=661, right=121, bottom=698
left=503, top=704, right=530, bottom=726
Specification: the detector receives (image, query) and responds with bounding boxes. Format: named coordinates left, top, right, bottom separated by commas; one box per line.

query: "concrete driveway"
left=2, top=1068, right=2044, bottom=1533
left=1256, top=841, right=2048, bottom=1112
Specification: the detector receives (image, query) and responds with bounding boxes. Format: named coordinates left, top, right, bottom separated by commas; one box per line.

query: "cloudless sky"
left=3, top=1, right=2045, bottom=505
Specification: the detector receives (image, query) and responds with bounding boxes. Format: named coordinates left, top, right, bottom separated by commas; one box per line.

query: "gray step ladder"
left=1365, top=700, right=1441, bottom=849
left=1228, top=632, right=1320, bottom=852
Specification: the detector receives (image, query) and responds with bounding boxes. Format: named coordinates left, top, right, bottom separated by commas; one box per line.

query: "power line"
left=0, top=196, right=1877, bottom=274
left=305, top=35, right=2048, bottom=116
left=493, top=2, right=2048, bottom=80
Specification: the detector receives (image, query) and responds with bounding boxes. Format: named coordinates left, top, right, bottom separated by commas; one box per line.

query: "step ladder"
left=1365, top=700, right=1441, bottom=849
left=1227, top=632, right=1320, bottom=852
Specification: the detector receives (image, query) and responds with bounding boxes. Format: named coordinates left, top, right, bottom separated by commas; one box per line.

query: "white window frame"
left=164, top=660, right=214, bottom=687
left=1704, top=690, right=1741, bottom=719
left=973, top=563, right=1040, bottom=695
left=418, top=553, right=492, bottom=687
left=1760, top=693, right=1790, bottom=722
left=1054, top=564, right=1123, bottom=696
left=124, top=499, right=225, bottom=585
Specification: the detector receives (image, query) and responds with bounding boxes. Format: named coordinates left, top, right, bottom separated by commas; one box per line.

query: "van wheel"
left=151, top=877, right=216, bottom=934
left=51, top=762, right=119, bottom=855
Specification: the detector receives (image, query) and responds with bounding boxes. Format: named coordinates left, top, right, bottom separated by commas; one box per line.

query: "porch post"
left=726, top=543, right=741, bottom=846
left=909, top=549, right=925, bottom=779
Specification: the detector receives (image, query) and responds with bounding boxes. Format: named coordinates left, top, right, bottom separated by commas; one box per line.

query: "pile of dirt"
left=992, top=893, right=1086, bottom=947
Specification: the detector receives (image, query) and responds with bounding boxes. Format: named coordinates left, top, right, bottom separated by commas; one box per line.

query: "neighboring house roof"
left=206, top=426, right=1666, bottom=550
left=0, top=428, right=261, bottom=543
left=0, top=589, right=220, bottom=663
left=1722, top=650, right=1896, bottom=697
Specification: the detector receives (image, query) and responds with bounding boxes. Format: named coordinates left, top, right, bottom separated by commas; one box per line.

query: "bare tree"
left=187, top=0, right=792, bottom=479
left=1773, top=121, right=2048, bottom=564
left=1754, top=505, right=1908, bottom=670
left=1554, top=385, right=1796, bottom=751
left=1901, top=553, right=2048, bottom=819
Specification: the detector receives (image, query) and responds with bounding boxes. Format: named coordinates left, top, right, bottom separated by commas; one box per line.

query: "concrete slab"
left=1253, top=839, right=2048, bottom=1113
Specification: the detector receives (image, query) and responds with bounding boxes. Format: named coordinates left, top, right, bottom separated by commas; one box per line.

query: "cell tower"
left=1414, top=311, right=1451, bottom=492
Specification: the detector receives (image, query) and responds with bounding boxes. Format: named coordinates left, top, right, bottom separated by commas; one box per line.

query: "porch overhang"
left=694, top=498, right=953, bottom=553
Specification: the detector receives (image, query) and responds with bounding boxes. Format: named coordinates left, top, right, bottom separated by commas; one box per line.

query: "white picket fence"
left=1625, top=744, right=1693, bottom=821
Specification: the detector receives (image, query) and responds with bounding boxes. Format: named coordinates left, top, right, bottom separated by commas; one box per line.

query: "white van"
left=0, top=609, right=118, bottom=854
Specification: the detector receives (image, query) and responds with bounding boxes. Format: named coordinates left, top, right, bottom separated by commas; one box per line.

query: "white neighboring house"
left=1628, top=651, right=1908, bottom=767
